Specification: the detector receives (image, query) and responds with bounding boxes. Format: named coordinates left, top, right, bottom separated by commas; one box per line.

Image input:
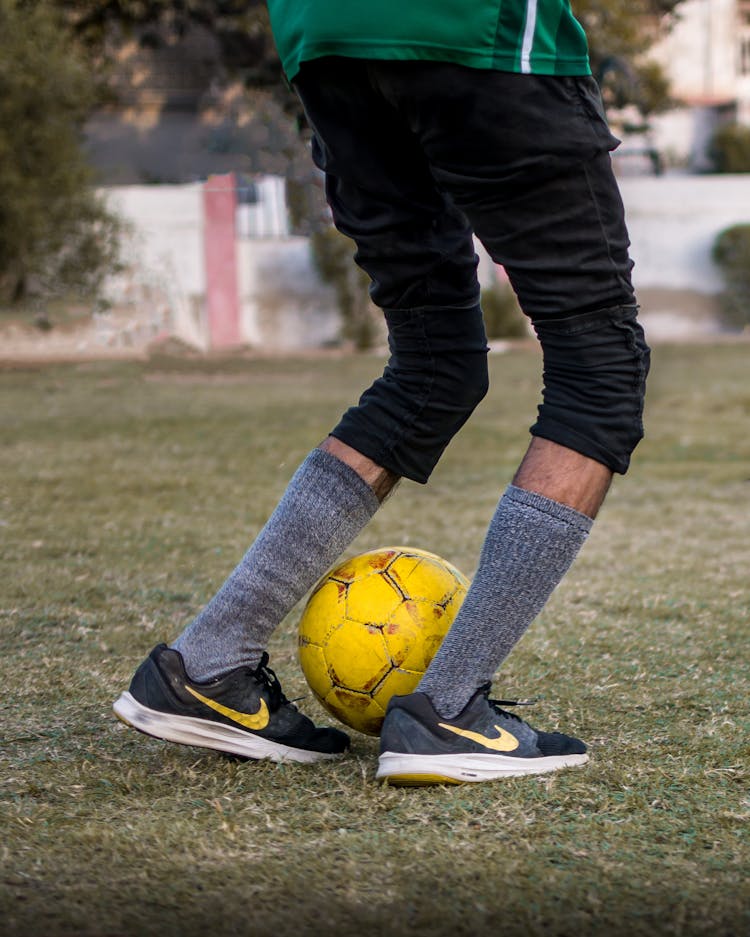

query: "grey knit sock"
left=172, top=448, right=380, bottom=681
left=416, top=484, right=593, bottom=718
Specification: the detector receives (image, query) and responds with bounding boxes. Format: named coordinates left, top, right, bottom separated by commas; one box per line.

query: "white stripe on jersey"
left=520, top=0, right=539, bottom=74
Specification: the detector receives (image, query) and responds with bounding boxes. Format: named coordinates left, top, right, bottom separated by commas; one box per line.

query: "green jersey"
left=267, top=1, right=590, bottom=81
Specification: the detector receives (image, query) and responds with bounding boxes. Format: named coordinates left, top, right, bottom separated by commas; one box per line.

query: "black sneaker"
left=113, top=644, right=349, bottom=764
left=376, top=684, right=588, bottom=785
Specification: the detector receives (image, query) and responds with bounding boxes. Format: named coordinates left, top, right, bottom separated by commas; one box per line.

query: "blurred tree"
left=13, top=0, right=684, bottom=308
left=0, top=0, right=121, bottom=304
left=480, top=283, right=528, bottom=340
left=576, top=0, right=684, bottom=114
left=49, top=1, right=686, bottom=116
left=51, top=0, right=288, bottom=99
left=309, top=227, right=380, bottom=350
left=709, top=123, right=750, bottom=173
left=48, top=1, right=307, bottom=179
left=713, top=224, right=750, bottom=329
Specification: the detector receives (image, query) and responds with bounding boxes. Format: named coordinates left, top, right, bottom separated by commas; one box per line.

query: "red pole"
left=203, top=173, right=241, bottom=349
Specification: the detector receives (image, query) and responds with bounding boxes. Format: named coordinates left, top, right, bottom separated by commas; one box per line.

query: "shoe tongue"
left=254, top=665, right=286, bottom=710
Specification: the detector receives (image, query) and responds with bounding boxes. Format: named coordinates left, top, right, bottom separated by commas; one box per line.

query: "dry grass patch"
left=1, top=344, right=748, bottom=936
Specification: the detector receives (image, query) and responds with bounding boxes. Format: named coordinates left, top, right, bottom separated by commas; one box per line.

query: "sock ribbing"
left=172, top=448, right=379, bottom=681
left=416, top=484, right=592, bottom=718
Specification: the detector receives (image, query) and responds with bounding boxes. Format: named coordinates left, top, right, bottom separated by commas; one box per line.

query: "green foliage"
left=285, top=175, right=330, bottom=237
left=309, top=226, right=380, bottom=350
left=0, top=0, right=122, bottom=304
left=577, top=0, right=681, bottom=61
left=624, top=58, right=673, bottom=117
left=480, top=283, right=528, bottom=340
left=53, top=1, right=684, bottom=116
left=576, top=0, right=684, bottom=115
left=54, top=0, right=286, bottom=93
left=708, top=123, right=750, bottom=174
left=712, top=224, right=750, bottom=329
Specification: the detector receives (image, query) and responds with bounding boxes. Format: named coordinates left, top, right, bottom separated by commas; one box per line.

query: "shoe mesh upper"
left=380, top=684, right=586, bottom=758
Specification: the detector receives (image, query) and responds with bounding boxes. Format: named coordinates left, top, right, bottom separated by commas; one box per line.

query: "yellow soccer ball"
left=298, top=546, right=469, bottom=735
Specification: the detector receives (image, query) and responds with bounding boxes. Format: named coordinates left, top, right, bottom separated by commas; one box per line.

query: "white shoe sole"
left=113, top=691, right=343, bottom=764
left=376, top=750, right=589, bottom=785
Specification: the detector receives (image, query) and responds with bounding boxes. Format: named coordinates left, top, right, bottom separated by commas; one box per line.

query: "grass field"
left=1, top=343, right=748, bottom=937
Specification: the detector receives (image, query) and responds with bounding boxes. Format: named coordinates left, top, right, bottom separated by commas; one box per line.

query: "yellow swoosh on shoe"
left=437, top=722, right=519, bottom=752
left=184, top=685, right=270, bottom=731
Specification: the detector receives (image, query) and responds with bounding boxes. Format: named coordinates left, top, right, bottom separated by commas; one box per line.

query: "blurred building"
left=649, top=0, right=750, bottom=169
left=83, top=23, right=299, bottom=185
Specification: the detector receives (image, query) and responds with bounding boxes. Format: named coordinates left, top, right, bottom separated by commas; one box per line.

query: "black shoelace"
left=478, top=681, right=538, bottom=723
left=251, top=652, right=290, bottom=712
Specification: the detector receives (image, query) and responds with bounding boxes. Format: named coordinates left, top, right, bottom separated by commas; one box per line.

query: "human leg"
left=375, top=452, right=603, bottom=782
left=295, top=58, right=490, bottom=484
left=371, top=64, right=649, bottom=780
left=170, top=60, right=490, bottom=684
left=114, top=60, right=490, bottom=762
left=113, top=448, right=380, bottom=761
left=414, top=308, right=646, bottom=718
left=171, top=448, right=381, bottom=681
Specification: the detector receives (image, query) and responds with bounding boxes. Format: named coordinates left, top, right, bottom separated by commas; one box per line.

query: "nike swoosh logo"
left=438, top=722, right=519, bottom=752
left=184, top=686, right=270, bottom=731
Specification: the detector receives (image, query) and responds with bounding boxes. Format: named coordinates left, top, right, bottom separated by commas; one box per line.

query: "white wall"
left=237, top=237, right=341, bottom=350
left=102, top=175, right=750, bottom=351
left=647, top=0, right=750, bottom=166
left=651, top=0, right=739, bottom=102
left=620, top=174, right=750, bottom=293
left=237, top=176, right=290, bottom=239
left=104, top=184, right=207, bottom=348
left=105, top=182, right=343, bottom=351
